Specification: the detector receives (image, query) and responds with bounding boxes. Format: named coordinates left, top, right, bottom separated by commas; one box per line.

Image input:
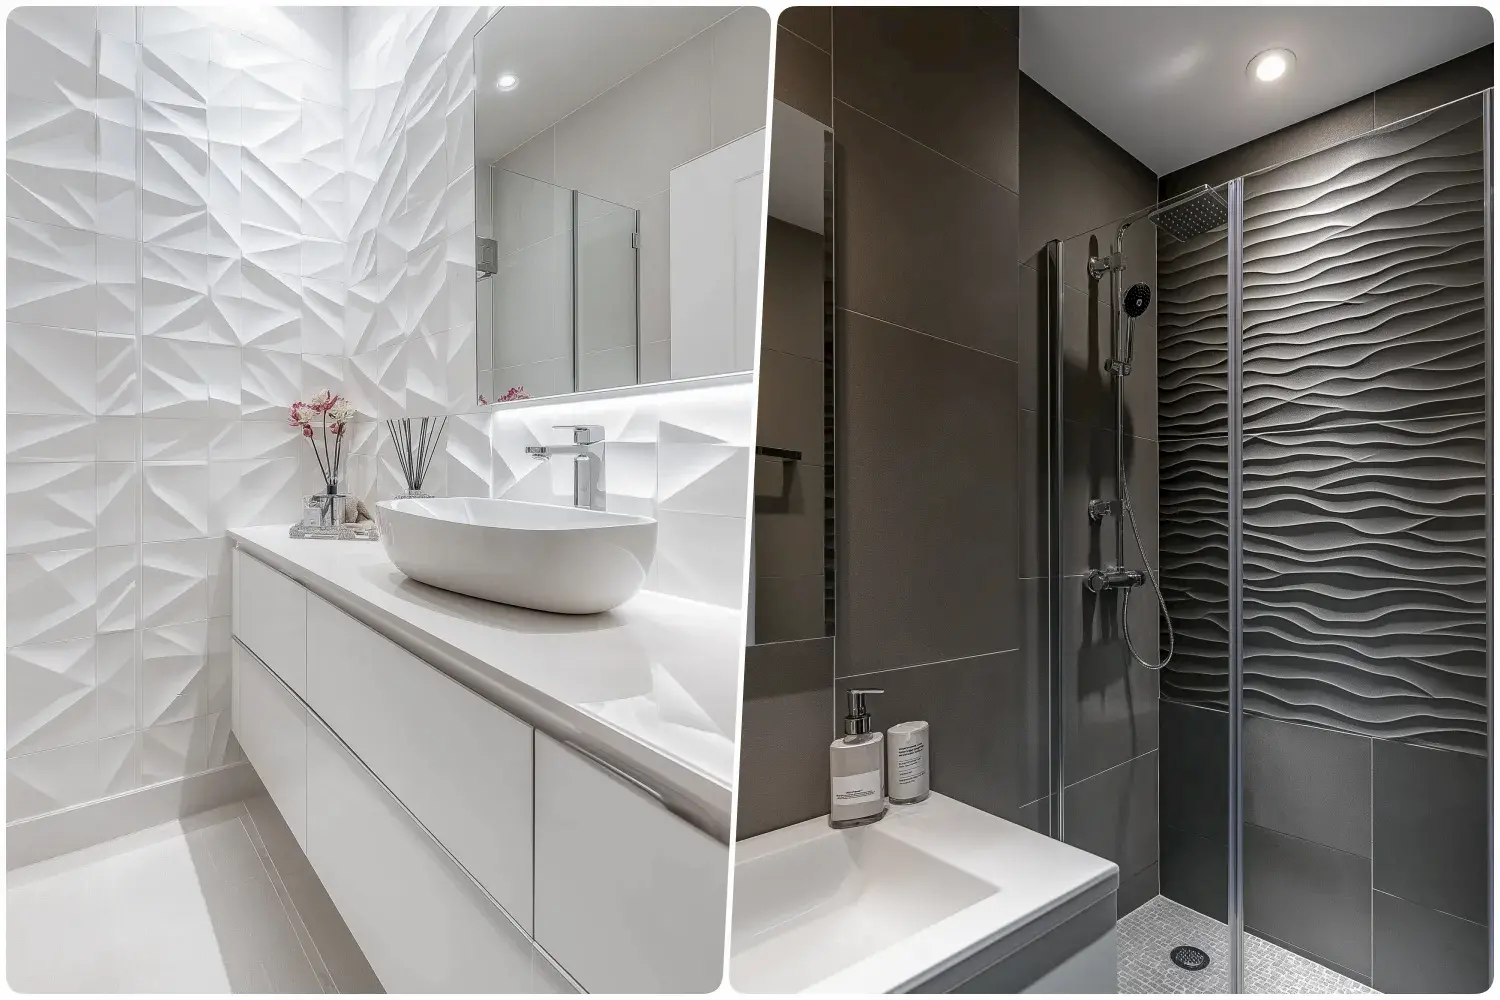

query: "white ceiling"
left=1021, top=7, right=1492, bottom=175
left=474, top=7, right=727, bottom=163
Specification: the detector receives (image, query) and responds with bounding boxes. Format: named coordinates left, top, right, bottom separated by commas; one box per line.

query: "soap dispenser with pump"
left=829, top=688, right=887, bottom=828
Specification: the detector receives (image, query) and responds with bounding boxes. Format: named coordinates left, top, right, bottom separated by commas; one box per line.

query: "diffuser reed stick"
left=386, top=416, right=448, bottom=495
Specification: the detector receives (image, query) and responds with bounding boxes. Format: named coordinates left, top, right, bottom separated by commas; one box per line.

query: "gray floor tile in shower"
left=1117, top=895, right=1377, bottom=995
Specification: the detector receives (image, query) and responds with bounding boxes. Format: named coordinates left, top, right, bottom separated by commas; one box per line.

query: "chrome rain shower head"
left=1149, top=185, right=1229, bottom=241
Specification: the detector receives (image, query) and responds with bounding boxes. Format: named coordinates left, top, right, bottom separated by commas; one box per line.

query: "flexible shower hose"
left=1119, top=471, right=1175, bottom=671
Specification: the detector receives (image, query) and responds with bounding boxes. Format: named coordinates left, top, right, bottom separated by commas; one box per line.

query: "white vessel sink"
left=730, top=794, right=1118, bottom=993
left=374, top=497, right=657, bottom=614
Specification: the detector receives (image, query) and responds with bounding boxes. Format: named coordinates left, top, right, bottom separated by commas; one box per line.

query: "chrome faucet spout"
left=524, top=424, right=607, bottom=510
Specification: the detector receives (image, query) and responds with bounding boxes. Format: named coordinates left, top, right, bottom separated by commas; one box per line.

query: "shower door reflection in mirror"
left=751, top=101, right=834, bottom=645
left=474, top=7, right=765, bottom=404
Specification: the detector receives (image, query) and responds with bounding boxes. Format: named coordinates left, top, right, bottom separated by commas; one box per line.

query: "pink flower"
left=498, top=386, right=530, bottom=402
left=302, top=425, right=313, bottom=438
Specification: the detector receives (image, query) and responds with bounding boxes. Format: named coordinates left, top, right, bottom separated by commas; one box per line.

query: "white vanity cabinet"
left=229, top=546, right=726, bottom=993
left=534, top=733, right=729, bottom=993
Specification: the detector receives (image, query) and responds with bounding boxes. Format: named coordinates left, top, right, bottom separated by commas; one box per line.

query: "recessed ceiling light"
left=496, top=73, right=519, bottom=92
left=1247, top=48, right=1295, bottom=83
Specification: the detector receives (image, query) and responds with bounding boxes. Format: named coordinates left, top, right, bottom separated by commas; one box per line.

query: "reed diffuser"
left=386, top=416, right=448, bottom=498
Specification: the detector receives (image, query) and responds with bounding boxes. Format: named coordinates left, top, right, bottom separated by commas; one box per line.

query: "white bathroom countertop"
left=229, top=526, right=742, bottom=841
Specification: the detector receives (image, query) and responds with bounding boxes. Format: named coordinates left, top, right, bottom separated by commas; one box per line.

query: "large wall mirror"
left=750, top=101, right=834, bottom=645
left=474, top=7, right=767, bottom=404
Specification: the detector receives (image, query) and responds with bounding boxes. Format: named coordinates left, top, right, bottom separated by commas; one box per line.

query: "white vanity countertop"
left=732, top=793, right=1119, bottom=992
left=229, top=526, right=742, bottom=840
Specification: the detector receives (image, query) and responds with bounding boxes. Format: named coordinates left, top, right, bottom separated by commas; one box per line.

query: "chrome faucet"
left=525, top=425, right=606, bottom=510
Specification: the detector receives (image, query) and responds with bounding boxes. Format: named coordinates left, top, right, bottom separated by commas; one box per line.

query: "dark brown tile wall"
left=1017, top=69, right=1162, bottom=914
left=737, top=6, right=1029, bottom=840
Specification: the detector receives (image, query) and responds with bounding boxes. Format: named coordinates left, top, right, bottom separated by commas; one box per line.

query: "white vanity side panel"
left=533, top=732, right=729, bottom=993
left=305, top=717, right=537, bottom=994
left=233, top=550, right=308, bottom=696
left=304, top=592, right=535, bottom=931
left=233, top=641, right=308, bottom=849
left=1022, top=927, right=1118, bottom=994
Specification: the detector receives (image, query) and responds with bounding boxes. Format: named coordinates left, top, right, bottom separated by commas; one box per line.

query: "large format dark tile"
left=838, top=310, right=1020, bottom=674
left=837, top=650, right=1046, bottom=818
left=753, top=454, right=824, bottom=580
left=1017, top=416, right=1159, bottom=582
left=1018, top=74, right=1156, bottom=263
left=1160, top=700, right=1228, bottom=843
left=773, top=26, right=831, bottom=126
left=1244, top=823, right=1373, bottom=978
left=756, top=347, right=823, bottom=462
left=1374, top=45, right=1493, bottom=127
left=737, top=638, right=835, bottom=839
left=1373, top=890, right=1492, bottom=994
left=1003, top=793, right=1052, bottom=838
left=1373, top=739, right=1489, bottom=925
left=834, top=100, right=1018, bottom=360
left=1119, top=863, right=1159, bottom=918
left=1062, top=573, right=1160, bottom=784
left=1244, top=715, right=1371, bottom=858
left=753, top=574, right=826, bottom=646
left=1161, top=823, right=1227, bottom=922
left=1160, top=96, right=1375, bottom=198
left=1063, top=750, right=1159, bottom=884
left=833, top=6, right=1018, bottom=191
left=761, top=217, right=826, bottom=363
left=779, top=6, right=830, bottom=51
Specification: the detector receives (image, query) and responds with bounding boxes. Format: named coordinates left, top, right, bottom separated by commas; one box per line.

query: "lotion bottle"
left=829, top=688, right=887, bottom=828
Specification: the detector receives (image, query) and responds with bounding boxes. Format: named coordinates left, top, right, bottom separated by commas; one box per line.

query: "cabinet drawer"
left=534, top=733, right=728, bottom=993
left=305, top=717, right=562, bottom=993
left=232, top=640, right=307, bottom=849
left=305, top=592, right=534, bottom=930
left=233, top=550, right=307, bottom=696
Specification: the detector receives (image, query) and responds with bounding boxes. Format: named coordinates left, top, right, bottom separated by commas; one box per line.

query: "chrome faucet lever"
left=524, top=425, right=607, bottom=510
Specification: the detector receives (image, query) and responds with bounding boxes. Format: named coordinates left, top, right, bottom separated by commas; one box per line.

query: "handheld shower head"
left=1122, top=282, right=1151, bottom=318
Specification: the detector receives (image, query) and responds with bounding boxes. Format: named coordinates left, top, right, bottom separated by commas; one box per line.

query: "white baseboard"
left=7, top=761, right=266, bottom=871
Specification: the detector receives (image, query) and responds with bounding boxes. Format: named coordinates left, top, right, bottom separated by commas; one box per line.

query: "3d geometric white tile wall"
left=6, top=6, right=341, bottom=820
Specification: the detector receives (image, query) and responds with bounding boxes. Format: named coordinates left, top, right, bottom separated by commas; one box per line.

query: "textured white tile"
left=239, top=262, right=301, bottom=352
left=140, top=538, right=210, bottom=629
left=7, top=219, right=96, bottom=331
left=7, top=462, right=96, bottom=553
left=7, top=741, right=101, bottom=820
left=141, top=245, right=208, bottom=340
left=7, top=548, right=95, bottom=646
left=96, top=30, right=137, bottom=127
left=141, top=462, right=209, bottom=541
left=209, top=458, right=299, bottom=535
left=96, top=461, right=140, bottom=546
left=206, top=253, right=240, bottom=346
left=138, top=710, right=239, bottom=784
left=96, top=543, right=140, bottom=634
left=98, top=730, right=139, bottom=796
left=97, top=630, right=139, bottom=739
left=445, top=412, right=491, bottom=497
left=301, top=354, right=346, bottom=401
left=7, top=323, right=95, bottom=415
left=301, top=277, right=343, bottom=355
left=207, top=141, right=243, bottom=257
left=97, top=332, right=141, bottom=417
left=240, top=152, right=302, bottom=275
left=6, top=93, right=97, bottom=230
left=141, top=337, right=206, bottom=417
left=241, top=348, right=300, bottom=420
left=141, top=419, right=213, bottom=462
left=141, top=44, right=208, bottom=112
left=141, top=128, right=209, bottom=251
left=7, top=414, right=95, bottom=463
left=96, top=236, right=140, bottom=336
left=139, top=619, right=212, bottom=727
left=206, top=537, right=234, bottom=619
left=658, top=439, right=751, bottom=518
left=96, top=118, right=140, bottom=240
left=6, top=7, right=96, bottom=109
left=183, top=342, right=241, bottom=419
left=650, top=510, right=748, bottom=609
left=407, top=240, right=448, bottom=338
left=96, top=417, right=140, bottom=463
left=238, top=421, right=300, bottom=462
left=7, top=636, right=96, bottom=757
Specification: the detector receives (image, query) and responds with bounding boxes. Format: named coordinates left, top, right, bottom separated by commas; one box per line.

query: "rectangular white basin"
left=730, top=793, right=1118, bottom=993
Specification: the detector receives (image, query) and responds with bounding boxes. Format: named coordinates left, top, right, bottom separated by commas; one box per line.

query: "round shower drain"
left=1170, top=945, right=1210, bottom=971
